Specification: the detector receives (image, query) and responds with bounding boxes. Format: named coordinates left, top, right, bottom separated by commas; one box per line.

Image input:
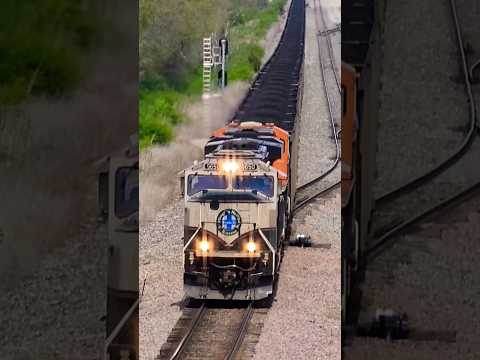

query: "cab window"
left=115, top=167, right=139, bottom=218
left=233, top=175, right=274, bottom=197
left=187, top=175, right=228, bottom=195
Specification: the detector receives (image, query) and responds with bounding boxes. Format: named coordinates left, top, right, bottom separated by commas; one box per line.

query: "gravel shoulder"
left=0, top=174, right=106, bottom=360
left=373, top=0, right=468, bottom=198
left=346, top=195, right=480, bottom=359
left=252, top=1, right=341, bottom=359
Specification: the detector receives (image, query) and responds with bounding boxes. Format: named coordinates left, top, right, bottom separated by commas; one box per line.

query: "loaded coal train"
left=179, top=0, right=305, bottom=301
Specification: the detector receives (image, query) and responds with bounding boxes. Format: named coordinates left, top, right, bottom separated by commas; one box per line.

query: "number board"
left=203, top=161, right=258, bottom=172
left=204, top=162, right=217, bottom=171
left=243, top=162, right=257, bottom=171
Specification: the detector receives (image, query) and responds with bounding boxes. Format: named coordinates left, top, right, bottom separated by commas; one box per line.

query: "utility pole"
left=220, top=37, right=228, bottom=90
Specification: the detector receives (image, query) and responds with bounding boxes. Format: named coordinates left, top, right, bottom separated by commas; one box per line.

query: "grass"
left=139, top=0, right=287, bottom=148
left=139, top=68, right=203, bottom=149
left=228, top=0, right=287, bottom=81
left=0, top=0, right=97, bottom=104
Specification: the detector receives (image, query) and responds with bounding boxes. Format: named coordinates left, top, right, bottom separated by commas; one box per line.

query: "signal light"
left=221, top=160, right=239, bottom=173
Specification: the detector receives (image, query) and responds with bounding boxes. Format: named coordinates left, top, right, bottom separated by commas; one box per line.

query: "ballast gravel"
left=0, top=186, right=105, bottom=360
left=139, top=201, right=184, bottom=360
left=346, top=196, right=480, bottom=359
left=373, top=0, right=469, bottom=199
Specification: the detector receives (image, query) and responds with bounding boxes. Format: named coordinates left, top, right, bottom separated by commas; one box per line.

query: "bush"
left=139, top=87, right=185, bottom=147
left=139, top=116, right=174, bottom=148
left=228, top=0, right=286, bottom=82
left=0, top=0, right=96, bottom=104
left=229, top=43, right=264, bottom=81
left=247, top=44, right=264, bottom=72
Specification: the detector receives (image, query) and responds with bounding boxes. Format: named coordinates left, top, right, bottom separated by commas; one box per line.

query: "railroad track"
left=159, top=302, right=254, bottom=360
left=363, top=0, right=479, bottom=262
left=294, top=0, right=341, bottom=212
left=316, top=0, right=341, bottom=93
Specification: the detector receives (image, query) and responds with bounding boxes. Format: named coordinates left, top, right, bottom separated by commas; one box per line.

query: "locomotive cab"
left=181, top=151, right=286, bottom=301
left=96, top=135, right=139, bottom=359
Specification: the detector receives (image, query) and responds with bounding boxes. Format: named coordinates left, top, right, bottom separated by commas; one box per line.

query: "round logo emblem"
left=216, top=209, right=241, bottom=236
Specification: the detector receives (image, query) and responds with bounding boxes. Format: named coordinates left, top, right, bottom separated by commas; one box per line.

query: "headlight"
left=222, top=160, right=239, bottom=173
left=247, top=241, right=256, bottom=253
left=199, top=239, right=209, bottom=252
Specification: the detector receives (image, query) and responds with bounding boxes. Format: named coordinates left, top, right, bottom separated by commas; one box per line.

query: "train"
left=180, top=0, right=305, bottom=302
left=341, top=0, right=379, bottom=341
left=341, top=62, right=359, bottom=326
left=180, top=121, right=295, bottom=301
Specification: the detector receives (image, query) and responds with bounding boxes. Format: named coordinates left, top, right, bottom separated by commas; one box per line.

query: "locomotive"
left=97, top=135, right=139, bottom=359
left=341, top=62, right=359, bottom=325
left=180, top=0, right=304, bottom=302
left=180, top=121, right=294, bottom=301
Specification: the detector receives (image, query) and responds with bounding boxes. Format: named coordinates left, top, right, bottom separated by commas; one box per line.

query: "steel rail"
left=317, top=0, right=341, bottom=94
left=224, top=302, right=254, bottom=360
left=374, top=0, right=477, bottom=207
left=365, top=180, right=480, bottom=263
left=169, top=303, right=206, bottom=360
left=365, top=0, right=478, bottom=260
left=295, top=0, right=340, bottom=202
left=294, top=181, right=340, bottom=212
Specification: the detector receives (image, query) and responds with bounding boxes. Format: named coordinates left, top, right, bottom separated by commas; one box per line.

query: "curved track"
left=373, top=0, right=477, bottom=207
left=294, top=0, right=341, bottom=212
left=364, top=0, right=478, bottom=262
left=316, top=0, right=341, bottom=93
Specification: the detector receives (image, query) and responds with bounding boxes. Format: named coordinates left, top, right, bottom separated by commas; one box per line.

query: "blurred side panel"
left=0, top=0, right=138, bottom=359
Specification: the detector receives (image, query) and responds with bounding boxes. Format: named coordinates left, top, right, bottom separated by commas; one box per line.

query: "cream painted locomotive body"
left=181, top=122, right=291, bottom=301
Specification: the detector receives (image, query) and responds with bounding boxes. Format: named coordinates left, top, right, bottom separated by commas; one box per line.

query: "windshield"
left=233, top=175, right=274, bottom=197
left=115, top=167, right=139, bottom=218
left=187, top=175, right=228, bottom=196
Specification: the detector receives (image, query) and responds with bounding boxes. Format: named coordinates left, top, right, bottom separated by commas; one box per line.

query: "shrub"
left=0, top=0, right=96, bottom=104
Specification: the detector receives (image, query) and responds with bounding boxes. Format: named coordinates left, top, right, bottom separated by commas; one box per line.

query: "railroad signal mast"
left=202, top=33, right=229, bottom=99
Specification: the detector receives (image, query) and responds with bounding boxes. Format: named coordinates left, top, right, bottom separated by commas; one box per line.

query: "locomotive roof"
left=223, top=127, right=275, bottom=137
